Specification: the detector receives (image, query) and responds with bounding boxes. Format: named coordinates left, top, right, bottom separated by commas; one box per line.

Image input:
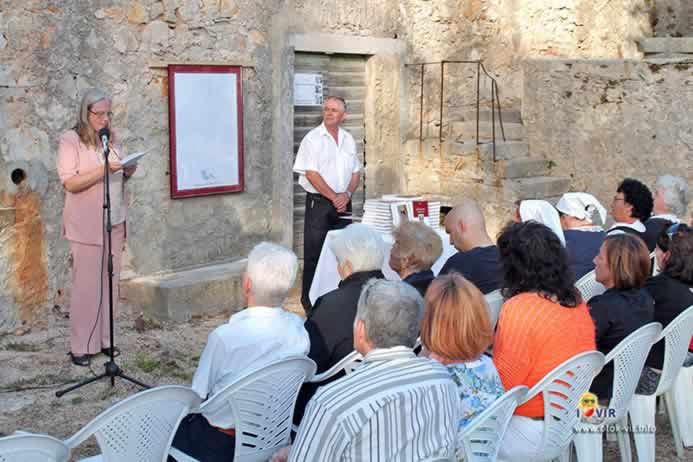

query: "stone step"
left=497, top=157, right=550, bottom=179
left=460, top=109, right=523, bottom=124
left=327, top=59, right=366, bottom=72
left=324, top=72, right=366, bottom=86
left=325, top=86, right=366, bottom=99
left=439, top=140, right=529, bottom=161
left=639, top=38, right=693, bottom=55
left=451, top=121, right=525, bottom=141
left=121, top=260, right=246, bottom=322
left=505, top=176, right=571, bottom=200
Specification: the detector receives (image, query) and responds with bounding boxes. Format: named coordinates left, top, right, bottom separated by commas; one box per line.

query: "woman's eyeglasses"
left=89, top=110, right=113, bottom=119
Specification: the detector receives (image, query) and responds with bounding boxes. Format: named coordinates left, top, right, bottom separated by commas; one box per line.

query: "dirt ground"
left=1, top=290, right=691, bottom=461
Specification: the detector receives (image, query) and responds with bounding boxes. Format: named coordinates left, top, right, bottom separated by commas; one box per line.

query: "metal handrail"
left=405, top=60, right=507, bottom=162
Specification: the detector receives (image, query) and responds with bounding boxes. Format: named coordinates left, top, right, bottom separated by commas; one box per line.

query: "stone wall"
left=523, top=58, right=693, bottom=220
left=0, top=0, right=658, bottom=331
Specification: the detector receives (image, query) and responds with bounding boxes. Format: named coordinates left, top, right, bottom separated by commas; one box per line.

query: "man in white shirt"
left=293, top=96, right=362, bottom=314
left=169, top=242, right=310, bottom=462
left=272, top=279, right=460, bottom=462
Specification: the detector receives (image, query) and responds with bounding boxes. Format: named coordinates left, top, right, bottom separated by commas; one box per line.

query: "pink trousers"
left=68, top=224, right=125, bottom=355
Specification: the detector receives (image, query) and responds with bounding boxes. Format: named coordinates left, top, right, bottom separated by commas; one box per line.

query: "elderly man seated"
left=169, top=242, right=309, bottom=462
left=644, top=174, right=689, bottom=251
left=293, top=223, right=385, bottom=423
left=275, top=279, right=460, bottom=461
left=440, top=198, right=502, bottom=294
left=389, top=220, right=443, bottom=296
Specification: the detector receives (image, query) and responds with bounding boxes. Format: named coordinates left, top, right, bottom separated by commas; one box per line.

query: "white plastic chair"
left=458, top=385, right=528, bottom=462
left=170, top=356, right=316, bottom=462
left=65, top=385, right=200, bottom=462
left=309, top=350, right=363, bottom=382
left=510, top=351, right=606, bottom=462
left=671, top=363, right=693, bottom=447
left=575, top=270, right=606, bottom=302
left=0, top=433, right=70, bottom=462
left=628, top=304, right=693, bottom=462
left=572, top=322, right=662, bottom=462
left=484, top=290, right=504, bottom=331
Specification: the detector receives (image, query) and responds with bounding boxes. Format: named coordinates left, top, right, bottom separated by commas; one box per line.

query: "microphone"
left=98, top=127, right=110, bottom=154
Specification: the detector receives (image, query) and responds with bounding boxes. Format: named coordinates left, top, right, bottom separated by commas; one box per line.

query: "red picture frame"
left=168, top=65, right=244, bottom=198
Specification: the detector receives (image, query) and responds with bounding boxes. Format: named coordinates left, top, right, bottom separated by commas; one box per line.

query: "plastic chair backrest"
left=458, top=385, right=528, bottom=462
left=64, top=385, right=200, bottom=462
left=310, top=350, right=363, bottom=382
left=199, top=356, right=316, bottom=462
left=575, top=270, right=606, bottom=302
left=0, top=434, right=70, bottom=462
left=522, top=351, right=605, bottom=460
left=605, top=322, right=662, bottom=422
left=484, top=290, right=504, bottom=330
left=654, top=304, right=693, bottom=395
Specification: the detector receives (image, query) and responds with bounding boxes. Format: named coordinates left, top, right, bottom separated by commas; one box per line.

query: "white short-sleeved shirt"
left=293, top=123, right=361, bottom=194
left=191, top=306, right=310, bottom=428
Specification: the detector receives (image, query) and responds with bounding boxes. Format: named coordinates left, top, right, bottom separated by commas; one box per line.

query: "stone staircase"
left=405, top=109, right=569, bottom=206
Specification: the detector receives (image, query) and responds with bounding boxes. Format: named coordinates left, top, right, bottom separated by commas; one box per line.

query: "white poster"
left=294, top=73, right=324, bottom=106
left=173, top=72, right=239, bottom=191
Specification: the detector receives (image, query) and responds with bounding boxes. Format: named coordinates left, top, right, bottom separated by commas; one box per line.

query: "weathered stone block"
left=121, top=260, right=247, bottom=322
left=499, top=158, right=550, bottom=179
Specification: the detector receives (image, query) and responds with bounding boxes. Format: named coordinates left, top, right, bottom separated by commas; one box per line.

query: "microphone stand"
left=57, top=138, right=149, bottom=397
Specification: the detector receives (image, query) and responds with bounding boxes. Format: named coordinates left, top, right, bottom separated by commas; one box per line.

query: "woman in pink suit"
left=57, top=88, right=135, bottom=366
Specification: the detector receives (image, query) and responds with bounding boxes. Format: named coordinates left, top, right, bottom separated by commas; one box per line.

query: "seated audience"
left=639, top=223, right=693, bottom=394
left=277, top=279, right=460, bottom=461
left=294, top=223, right=384, bottom=423
left=644, top=175, right=689, bottom=251
left=389, top=220, right=443, bottom=297
left=170, top=242, right=309, bottom=462
left=606, top=178, right=653, bottom=245
left=494, top=222, right=596, bottom=461
left=518, top=199, right=566, bottom=245
left=556, top=192, right=607, bottom=279
left=440, top=198, right=502, bottom=294
left=421, top=273, right=504, bottom=459
left=588, top=234, right=654, bottom=399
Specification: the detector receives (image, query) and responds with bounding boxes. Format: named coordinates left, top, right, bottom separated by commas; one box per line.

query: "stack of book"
left=362, top=195, right=441, bottom=234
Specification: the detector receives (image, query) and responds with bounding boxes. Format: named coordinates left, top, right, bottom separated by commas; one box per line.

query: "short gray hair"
left=392, top=221, right=443, bottom=271
left=329, top=224, right=385, bottom=273
left=656, top=175, right=689, bottom=218
left=355, top=279, right=423, bottom=349
left=246, top=242, right=298, bottom=306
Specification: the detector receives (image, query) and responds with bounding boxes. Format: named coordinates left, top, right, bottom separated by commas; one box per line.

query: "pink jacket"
left=57, top=130, right=127, bottom=246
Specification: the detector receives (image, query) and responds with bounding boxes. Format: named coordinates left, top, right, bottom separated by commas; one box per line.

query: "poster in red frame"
left=168, top=65, right=244, bottom=198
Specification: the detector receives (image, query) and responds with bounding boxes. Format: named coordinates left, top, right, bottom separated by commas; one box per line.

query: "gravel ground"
left=0, top=289, right=691, bottom=461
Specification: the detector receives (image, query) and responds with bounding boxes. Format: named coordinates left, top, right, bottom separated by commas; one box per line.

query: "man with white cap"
left=556, top=192, right=607, bottom=279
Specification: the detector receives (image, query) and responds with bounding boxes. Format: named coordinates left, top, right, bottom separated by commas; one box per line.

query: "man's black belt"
left=306, top=192, right=331, bottom=204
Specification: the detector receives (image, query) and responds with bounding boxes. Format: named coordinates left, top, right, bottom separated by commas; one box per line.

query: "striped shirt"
left=289, top=346, right=460, bottom=461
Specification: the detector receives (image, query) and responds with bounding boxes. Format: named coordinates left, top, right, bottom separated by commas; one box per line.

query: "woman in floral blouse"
left=420, top=273, right=504, bottom=445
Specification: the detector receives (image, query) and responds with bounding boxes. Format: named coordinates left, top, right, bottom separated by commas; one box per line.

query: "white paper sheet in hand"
left=121, top=148, right=152, bottom=167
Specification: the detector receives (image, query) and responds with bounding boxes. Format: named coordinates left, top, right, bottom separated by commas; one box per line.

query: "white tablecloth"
left=309, top=228, right=457, bottom=305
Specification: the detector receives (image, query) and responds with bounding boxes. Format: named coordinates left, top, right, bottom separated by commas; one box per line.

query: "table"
left=308, top=227, right=457, bottom=305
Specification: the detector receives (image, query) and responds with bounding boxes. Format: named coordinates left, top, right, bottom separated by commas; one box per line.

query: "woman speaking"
left=57, top=88, right=135, bottom=366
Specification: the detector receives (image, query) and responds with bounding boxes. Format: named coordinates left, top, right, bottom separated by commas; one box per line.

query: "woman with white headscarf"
left=556, top=192, right=607, bottom=279
left=517, top=200, right=566, bottom=246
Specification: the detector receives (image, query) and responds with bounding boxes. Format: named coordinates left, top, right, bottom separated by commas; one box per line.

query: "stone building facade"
left=0, top=0, right=688, bottom=329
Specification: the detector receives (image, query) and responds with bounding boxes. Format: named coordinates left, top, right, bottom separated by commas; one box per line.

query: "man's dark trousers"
left=301, top=192, right=351, bottom=314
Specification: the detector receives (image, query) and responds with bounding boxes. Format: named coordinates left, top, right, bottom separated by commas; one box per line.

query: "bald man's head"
left=444, top=198, right=491, bottom=251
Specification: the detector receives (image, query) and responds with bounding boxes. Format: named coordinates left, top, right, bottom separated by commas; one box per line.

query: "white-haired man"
left=169, top=242, right=310, bottom=462
left=644, top=175, right=689, bottom=250
left=274, top=279, right=460, bottom=461
left=293, top=95, right=362, bottom=314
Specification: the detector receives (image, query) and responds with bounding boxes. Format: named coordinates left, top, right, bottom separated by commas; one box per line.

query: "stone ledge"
left=121, top=259, right=247, bottom=322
